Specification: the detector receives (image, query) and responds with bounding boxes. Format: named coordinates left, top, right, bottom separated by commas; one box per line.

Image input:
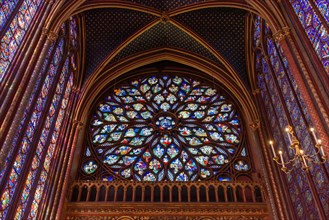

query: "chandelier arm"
left=281, top=166, right=294, bottom=174
left=285, top=155, right=299, bottom=165
left=312, top=161, right=327, bottom=165
left=274, top=156, right=297, bottom=166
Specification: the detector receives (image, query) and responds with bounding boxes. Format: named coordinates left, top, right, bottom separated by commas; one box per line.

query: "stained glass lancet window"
left=0, top=16, right=78, bottom=218
left=14, top=59, right=71, bottom=219
left=314, top=0, right=329, bottom=25
left=0, top=36, right=65, bottom=219
left=27, top=73, right=73, bottom=219
left=254, top=16, right=329, bottom=218
left=0, top=0, right=20, bottom=31
left=26, top=16, right=78, bottom=218
left=81, top=74, right=251, bottom=182
left=289, top=0, right=329, bottom=75
left=0, top=0, right=43, bottom=82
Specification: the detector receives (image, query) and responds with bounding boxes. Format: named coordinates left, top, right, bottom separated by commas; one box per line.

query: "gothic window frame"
left=78, top=70, right=253, bottom=183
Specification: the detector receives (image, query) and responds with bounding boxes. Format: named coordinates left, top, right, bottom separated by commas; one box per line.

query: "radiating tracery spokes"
left=88, top=75, right=244, bottom=181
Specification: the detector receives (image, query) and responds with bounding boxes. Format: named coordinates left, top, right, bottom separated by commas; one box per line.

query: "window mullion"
left=21, top=61, right=71, bottom=220
left=4, top=39, right=67, bottom=219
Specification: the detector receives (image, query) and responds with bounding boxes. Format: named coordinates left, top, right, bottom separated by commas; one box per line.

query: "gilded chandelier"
left=269, top=126, right=327, bottom=173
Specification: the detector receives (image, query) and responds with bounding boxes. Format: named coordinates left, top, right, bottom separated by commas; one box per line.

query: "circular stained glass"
left=234, top=160, right=249, bottom=171
left=83, top=160, right=98, bottom=174
left=89, top=74, right=242, bottom=181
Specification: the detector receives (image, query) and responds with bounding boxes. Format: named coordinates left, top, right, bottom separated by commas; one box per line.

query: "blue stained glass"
left=255, top=17, right=326, bottom=218
left=87, top=74, right=247, bottom=182
left=258, top=71, right=313, bottom=216
left=28, top=73, right=73, bottom=219
left=0, top=0, right=43, bottom=82
left=0, top=0, right=20, bottom=32
left=70, top=16, right=78, bottom=48
left=253, top=16, right=261, bottom=46
left=290, top=0, right=329, bottom=76
left=15, top=59, right=70, bottom=218
left=315, top=0, right=329, bottom=25
left=0, top=38, right=64, bottom=218
left=0, top=40, right=55, bottom=190
left=269, top=39, right=329, bottom=210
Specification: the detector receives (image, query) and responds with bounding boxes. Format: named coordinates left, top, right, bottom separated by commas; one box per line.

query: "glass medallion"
left=234, top=160, right=249, bottom=171
left=83, top=160, right=98, bottom=174
left=89, top=74, right=244, bottom=181
left=155, top=115, right=176, bottom=130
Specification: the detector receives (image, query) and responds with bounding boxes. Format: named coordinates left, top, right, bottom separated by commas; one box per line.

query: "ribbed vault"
left=81, top=5, right=250, bottom=88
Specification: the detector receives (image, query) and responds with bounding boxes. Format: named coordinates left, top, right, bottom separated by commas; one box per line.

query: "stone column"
left=273, top=27, right=329, bottom=154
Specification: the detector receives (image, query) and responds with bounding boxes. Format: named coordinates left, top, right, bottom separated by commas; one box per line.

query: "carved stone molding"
left=73, top=120, right=84, bottom=127
left=273, top=27, right=290, bottom=42
left=42, top=28, right=58, bottom=42
left=252, top=89, right=260, bottom=96
left=284, top=34, right=329, bottom=127
left=66, top=217, right=265, bottom=220
left=65, top=203, right=268, bottom=219
left=72, top=87, right=80, bottom=94
left=249, top=120, right=260, bottom=131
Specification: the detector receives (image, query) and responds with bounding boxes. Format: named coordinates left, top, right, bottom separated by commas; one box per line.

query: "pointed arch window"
left=253, top=15, right=329, bottom=219
left=0, top=16, right=79, bottom=218
left=0, top=35, right=65, bottom=219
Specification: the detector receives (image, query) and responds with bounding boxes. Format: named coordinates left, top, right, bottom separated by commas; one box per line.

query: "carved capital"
left=273, top=27, right=290, bottom=42
left=42, top=28, right=58, bottom=42
left=72, top=87, right=80, bottom=94
left=249, top=120, right=260, bottom=131
left=42, top=27, right=48, bottom=35
left=47, top=31, right=58, bottom=42
left=252, top=89, right=261, bottom=96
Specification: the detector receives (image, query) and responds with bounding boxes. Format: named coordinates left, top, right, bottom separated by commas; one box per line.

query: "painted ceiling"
left=81, top=1, right=249, bottom=87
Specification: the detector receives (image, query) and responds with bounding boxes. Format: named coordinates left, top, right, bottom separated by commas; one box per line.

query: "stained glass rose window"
left=86, top=74, right=247, bottom=181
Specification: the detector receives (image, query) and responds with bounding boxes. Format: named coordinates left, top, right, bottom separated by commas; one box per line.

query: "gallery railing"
left=68, top=180, right=265, bottom=203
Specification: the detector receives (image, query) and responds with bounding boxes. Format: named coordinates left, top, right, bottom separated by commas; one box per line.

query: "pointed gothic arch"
left=0, top=1, right=328, bottom=219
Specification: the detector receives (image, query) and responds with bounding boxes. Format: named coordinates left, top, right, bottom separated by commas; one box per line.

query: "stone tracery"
left=84, top=74, right=250, bottom=182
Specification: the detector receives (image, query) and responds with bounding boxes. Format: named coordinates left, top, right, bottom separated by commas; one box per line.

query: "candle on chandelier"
left=318, top=140, right=325, bottom=157
left=285, top=127, right=292, bottom=145
left=310, top=127, right=318, bottom=143
left=300, top=150, right=308, bottom=167
left=278, top=150, right=285, bottom=168
left=269, top=140, right=277, bottom=158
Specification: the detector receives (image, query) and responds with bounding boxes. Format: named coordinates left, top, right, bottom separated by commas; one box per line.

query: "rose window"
left=86, top=74, right=247, bottom=181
